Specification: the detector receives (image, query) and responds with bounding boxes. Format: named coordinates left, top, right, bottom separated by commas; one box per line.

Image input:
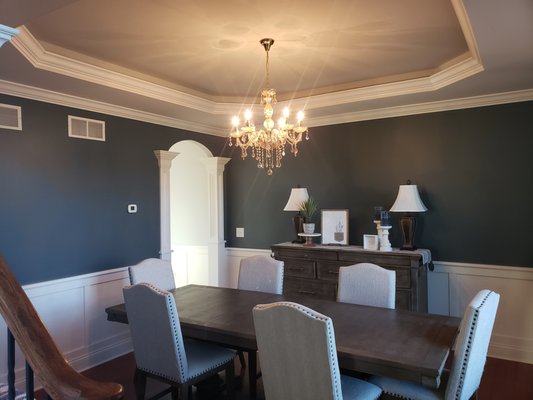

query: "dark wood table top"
left=106, top=284, right=460, bottom=388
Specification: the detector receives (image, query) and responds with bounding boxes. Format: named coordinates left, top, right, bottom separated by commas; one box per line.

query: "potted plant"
left=299, top=197, right=318, bottom=234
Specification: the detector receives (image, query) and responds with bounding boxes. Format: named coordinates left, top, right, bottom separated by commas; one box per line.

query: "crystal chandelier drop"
left=228, top=38, right=309, bottom=175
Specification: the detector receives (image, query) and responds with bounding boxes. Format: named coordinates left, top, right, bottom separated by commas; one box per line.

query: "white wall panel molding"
left=0, top=267, right=132, bottom=388
left=432, top=260, right=533, bottom=364
left=224, top=247, right=272, bottom=288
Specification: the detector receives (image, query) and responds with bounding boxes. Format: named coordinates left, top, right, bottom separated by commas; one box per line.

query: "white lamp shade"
left=390, top=184, right=428, bottom=212
left=283, top=188, right=309, bottom=211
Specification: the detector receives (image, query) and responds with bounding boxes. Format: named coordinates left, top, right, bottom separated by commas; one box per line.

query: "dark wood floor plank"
left=36, top=352, right=532, bottom=400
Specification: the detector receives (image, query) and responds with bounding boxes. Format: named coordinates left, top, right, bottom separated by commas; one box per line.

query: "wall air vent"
left=0, top=103, right=22, bottom=130
left=68, top=115, right=105, bottom=141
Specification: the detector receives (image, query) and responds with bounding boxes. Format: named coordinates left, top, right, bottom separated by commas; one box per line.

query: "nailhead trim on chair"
left=255, top=301, right=343, bottom=400
left=138, top=283, right=233, bottom=383
left=166, top=291, right=188, bottom=382
left=454, top=290, right=493, bottom=400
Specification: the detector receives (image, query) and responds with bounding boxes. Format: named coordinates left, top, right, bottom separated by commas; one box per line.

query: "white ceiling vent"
left=0, top=103, right=22, bottom=130
left=68, top=115, right=105, bottom=141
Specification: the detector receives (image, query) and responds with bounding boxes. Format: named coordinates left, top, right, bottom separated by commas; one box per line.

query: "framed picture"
left=321, top=209, right=349, bottom=245
left=363, top=234, right=379, bottom=250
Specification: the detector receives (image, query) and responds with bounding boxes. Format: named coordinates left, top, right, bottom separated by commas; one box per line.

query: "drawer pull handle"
left=327, top=270, right=339, bottom=275
left=298, top=290, right=317, bottom=295
left=289, top=267, right=305, bottom=271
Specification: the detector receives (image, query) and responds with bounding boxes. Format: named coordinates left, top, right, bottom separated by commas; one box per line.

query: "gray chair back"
left=123, top=283, right=188, bottom=383
left=253, top=302, right=342, bottom=400
left=337, top=263, right=395, bottom=309
left=445, top=289, right=500, bottom=400
left=238, top=255, right=284, bottom=294
left=128, top=258, right=176, bottom=291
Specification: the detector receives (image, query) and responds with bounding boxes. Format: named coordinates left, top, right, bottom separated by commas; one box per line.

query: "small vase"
left=303, top=223, right=315, bottom=234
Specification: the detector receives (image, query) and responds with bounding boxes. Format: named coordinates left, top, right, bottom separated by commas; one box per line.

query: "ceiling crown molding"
left=307, top=89, right=533, bottom=128
left=10, top=26, right=217, bottom=114
left=10, top=0, right=484, bottom=120
left=0, top=78, right=227, bottom=136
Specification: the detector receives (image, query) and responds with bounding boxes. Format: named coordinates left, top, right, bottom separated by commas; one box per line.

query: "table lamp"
left=284, top=186, right=309, bottom=243
left=390, top=181, right=428, bottom=250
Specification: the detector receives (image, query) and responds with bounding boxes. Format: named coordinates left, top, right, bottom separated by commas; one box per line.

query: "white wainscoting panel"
left=432, top=261, right=533, bottom=364
left=223, top=247, right=271, bottom=288
left=171, top=244, right=209, bottom=287
left=0, top=267, right=132, bottom=388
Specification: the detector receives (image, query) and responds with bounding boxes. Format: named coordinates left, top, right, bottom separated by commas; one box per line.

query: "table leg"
left=247, top=350, right=257, bottom=400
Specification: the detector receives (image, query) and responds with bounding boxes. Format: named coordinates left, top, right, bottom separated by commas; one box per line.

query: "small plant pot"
left=303, top=223, right=315, bottom=234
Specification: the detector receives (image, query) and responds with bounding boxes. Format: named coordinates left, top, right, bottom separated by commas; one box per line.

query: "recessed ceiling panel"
left=25, top=0, right=468, bottom=100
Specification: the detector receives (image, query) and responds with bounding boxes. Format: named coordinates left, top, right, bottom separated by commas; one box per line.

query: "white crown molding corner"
left=0, top=24, right=19, bottom=47
left=10, top=26, right=217, bottom=114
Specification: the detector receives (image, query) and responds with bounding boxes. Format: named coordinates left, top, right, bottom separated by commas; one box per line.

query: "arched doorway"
left=154, top=142, right=230, bottom=287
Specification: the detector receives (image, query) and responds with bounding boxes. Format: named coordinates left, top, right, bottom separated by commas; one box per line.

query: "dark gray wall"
left=225, top=101, right=533, bottom=267
left=2, top=93, right=531, bottom=285
left=0, top=94, right=225, bottom=284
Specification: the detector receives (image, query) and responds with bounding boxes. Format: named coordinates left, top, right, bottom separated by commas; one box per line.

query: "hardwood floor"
left=74, top=353, right=533, bottom=400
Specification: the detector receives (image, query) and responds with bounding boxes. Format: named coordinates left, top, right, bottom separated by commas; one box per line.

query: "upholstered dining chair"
left=237, top=255, right=284, bottom=294
left=369, top=289, right=500, bottom=400
left=337, top=263, right=396, bottom=309
left=0, top=255, right=124, bottom=400
left=237, top=255, right=284, bottom=371
left=253, top=301, right=382, bottom=400
left=123, top=283, right=236, bottom=400
left=128, top=258, right=175, bottom=291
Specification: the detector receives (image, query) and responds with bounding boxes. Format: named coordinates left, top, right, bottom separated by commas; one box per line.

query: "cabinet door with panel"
left=272, top=243, right=429, bottom=312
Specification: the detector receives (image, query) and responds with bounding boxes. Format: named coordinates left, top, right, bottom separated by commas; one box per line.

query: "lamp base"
left=292, top=213, right=305, bottom=244
left=399, top=216, right=417, bottom=251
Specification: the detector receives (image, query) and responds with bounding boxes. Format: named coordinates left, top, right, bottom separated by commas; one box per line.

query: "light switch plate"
left=127, top=204, right=137, bottom=213
left=236, top=227, right=244, bottom=237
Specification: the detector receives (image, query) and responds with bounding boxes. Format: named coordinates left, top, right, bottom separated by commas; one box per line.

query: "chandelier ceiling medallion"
left=229, top=38, right=309, bottom=175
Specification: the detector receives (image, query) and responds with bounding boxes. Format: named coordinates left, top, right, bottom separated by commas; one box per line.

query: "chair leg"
left=238, top=350, right=246, bottom=369
left=226, top=361, right=235, bottom=400
left=133, top=368, right=147, bottom=400
left=179, top=384, right=190, bottom=400
left=170, top=387, right=179, bottom=400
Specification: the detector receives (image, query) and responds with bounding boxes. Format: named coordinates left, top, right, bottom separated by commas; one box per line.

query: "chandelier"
left=228, top=38, right=309, bottom=175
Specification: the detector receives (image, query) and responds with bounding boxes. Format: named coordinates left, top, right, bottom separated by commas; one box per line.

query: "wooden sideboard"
left=271, top=242, right=430, bottom=312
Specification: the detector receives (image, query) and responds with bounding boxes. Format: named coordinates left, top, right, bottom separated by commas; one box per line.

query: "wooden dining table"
left=106, top=284, right=460, bottom=399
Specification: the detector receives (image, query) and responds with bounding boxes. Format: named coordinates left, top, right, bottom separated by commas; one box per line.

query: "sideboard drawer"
left=284, top=259, right=316, bottom=279
left=277, top=248, right=337, bottom=261
left=338, top=252, right=411, bottom=267
left=284, top=277, right=337, bottom=300
left=316, top=261, right=344, bottom=282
